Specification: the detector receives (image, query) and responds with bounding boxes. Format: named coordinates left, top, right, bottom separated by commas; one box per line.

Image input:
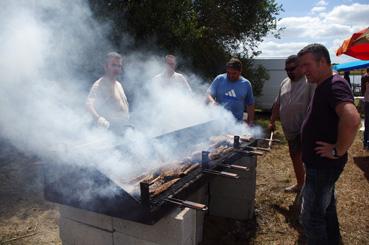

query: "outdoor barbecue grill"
left=43, top=121, right=262, bottom=225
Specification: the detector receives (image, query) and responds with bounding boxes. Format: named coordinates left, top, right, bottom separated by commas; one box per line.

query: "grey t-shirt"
left=276, top=76, right=315, bottom=140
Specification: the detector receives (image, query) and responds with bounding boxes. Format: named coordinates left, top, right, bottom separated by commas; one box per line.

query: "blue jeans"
left=300, top=166, right=344, bottom=245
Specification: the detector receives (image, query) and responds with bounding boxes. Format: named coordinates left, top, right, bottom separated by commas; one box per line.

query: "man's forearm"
left=270, top=102, right=280, bottom=123
left=86, top=102, right=100, bottom=121
left=336, top=104, right=361, bottom=155
left=207, top=94, right=217, bottom=104
left=246, top=104, right=255, bottom=124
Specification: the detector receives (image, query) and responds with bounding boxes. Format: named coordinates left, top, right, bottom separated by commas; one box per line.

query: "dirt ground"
left=0, top=123, right=368, bottom=244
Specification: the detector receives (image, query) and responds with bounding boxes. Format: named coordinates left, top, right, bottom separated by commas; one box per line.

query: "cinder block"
left=113, top=207, right=196, bottom=245
left=59, top=216, right=113, bottom=245
left=229, top=155, right=256, bottom=169
left=58, top=204, right=113, bottom=231
left=184, top=235, right=195, bottom=245
left=114, top=232, right=195, bottom=245
left=209, top=196, right=255, bottom=220
left=209, top=174, right=256, bottom=199
left=186, top=184, right=208, bottom=244
left=209, top=156, right=256, bottom=199
left=209, top=155, right=257, bottom=219
left=114, top=232, right=159, bottom=245
left=187, top=184, right=209, bottom=205
left=194, top=211, right=205, bottom=243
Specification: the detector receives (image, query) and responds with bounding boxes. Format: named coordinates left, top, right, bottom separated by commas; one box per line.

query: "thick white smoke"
left=0, top=0, right=263, bottom=199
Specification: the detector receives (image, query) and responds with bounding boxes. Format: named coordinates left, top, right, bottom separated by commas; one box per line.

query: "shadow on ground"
left=271, top=192, right=305, bottom=244
left=201, top=214, right=257, bottom=245
left=353, top=156, right=369, bottom=182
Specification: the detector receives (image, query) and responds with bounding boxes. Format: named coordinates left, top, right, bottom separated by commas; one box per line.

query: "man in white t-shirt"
left=269, top=55, right=315, bottom=192
left=86, top=52, right=130, bottom=133
left=152, top=55, right=192, bottom=92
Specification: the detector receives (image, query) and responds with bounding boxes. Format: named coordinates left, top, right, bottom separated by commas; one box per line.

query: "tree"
left=88, top=0, right=282, bottom=95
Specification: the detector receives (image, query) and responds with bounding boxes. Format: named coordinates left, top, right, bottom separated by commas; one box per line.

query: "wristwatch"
left=332, top=147, right=339, bottom=158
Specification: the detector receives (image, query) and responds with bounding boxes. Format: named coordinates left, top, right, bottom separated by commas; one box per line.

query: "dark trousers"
left=300, top=166, right=344, bottom=245
left=364, top=102, right=369, bottom=147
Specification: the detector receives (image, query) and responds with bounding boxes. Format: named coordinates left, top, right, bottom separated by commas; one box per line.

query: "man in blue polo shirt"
left=207, top=58, right=255, bottom=125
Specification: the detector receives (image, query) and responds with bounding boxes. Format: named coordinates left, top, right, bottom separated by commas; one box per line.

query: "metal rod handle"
left=221, top=164, right=249, bottom=171
left=166, top=197, right=208, bottom=211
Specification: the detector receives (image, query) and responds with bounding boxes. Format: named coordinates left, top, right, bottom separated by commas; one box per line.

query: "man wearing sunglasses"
left=269, top=55, right=315, bottom=193
left=86, top=52, right=130, bottom=132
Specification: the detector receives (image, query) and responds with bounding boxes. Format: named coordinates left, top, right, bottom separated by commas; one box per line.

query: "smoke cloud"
left=0, top=0, right=263, bottom=200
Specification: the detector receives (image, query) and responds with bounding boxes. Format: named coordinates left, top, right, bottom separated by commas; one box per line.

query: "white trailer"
left=253, top=58, right=286, bottom=110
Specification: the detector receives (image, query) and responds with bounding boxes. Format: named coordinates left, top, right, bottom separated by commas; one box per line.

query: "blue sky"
left=257, top=0, right=369, bottom=63
left=277, top=0, right=369, bottom=17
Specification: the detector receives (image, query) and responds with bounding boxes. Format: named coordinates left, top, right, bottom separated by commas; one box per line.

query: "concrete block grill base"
left=209, top=155, right=256, bottom=220
left=59, top=204, right=197, bottom=245
left=57, top=155, right=257, bottom=244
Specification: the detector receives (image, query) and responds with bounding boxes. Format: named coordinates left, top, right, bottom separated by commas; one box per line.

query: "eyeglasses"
left=285, top=66, right=298, bottom=72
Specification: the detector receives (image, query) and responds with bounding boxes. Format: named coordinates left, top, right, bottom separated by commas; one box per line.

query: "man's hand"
left=268, top=121, right=276, bottom=132
left=97, top=116, right=110, bottom=128
left=314, top=141, right=338, bottom=159
left=207, top=94, right=218, bottom=106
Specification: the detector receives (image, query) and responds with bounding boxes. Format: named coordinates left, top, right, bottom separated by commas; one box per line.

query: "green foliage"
left=243, top=60, right=270, bottom=96
left=88, top=0, right=282, bottom=95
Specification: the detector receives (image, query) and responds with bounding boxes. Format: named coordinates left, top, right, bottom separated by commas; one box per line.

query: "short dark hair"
left=285, top=55, right=298, bottom=65
left=297, top=43, right=331, bottom=65
left=226, top=58, right=242, bottom=71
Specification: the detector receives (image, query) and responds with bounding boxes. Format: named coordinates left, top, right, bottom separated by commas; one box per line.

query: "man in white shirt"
left=269, top=55, right=315, bottom=192
left=86, top=52, right=130, bottom=133
left=152, top=55, right=192, bottom=92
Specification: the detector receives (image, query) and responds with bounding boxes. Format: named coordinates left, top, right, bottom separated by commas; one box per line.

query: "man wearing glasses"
left=269, top=55, right=315, bottom=193
left=86, top=52, right=130, bottom=133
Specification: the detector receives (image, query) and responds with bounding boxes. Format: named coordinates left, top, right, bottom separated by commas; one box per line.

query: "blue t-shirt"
left=208, top=74, right=254, bottom=121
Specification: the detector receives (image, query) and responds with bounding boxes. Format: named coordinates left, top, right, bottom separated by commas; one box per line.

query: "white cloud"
left=326, top=3, right=369, bottom=26
left=311, top=0, right=328, bottom=14
left=258, top=41, right=309, bottom=58
left=311, top=6, right=326, bottom=13
left=317, top=0, right=328, bottom=6
left=257, top=2, right=369, bottom=62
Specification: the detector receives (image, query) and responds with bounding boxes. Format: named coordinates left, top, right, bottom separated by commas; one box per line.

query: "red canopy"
left=336, top=27, right=369, bottom=60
